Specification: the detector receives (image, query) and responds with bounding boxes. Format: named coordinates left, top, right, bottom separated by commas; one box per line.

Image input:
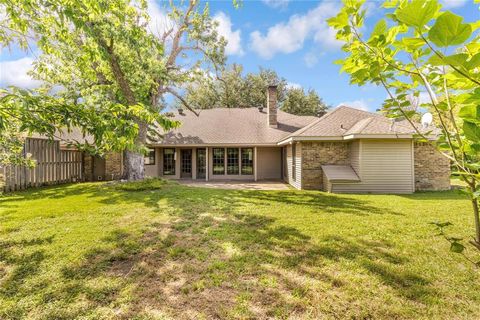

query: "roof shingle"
left=155, top=108, right=318, bottom=145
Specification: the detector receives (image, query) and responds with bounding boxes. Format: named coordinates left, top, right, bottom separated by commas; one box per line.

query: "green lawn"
left=1, top=180, right=479, bottom=319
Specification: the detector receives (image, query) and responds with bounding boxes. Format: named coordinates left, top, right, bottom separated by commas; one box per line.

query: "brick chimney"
left=267, top=85, right=278, bottom=128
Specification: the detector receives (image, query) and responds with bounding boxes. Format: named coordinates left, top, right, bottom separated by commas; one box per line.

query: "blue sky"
left=0, top=0, right=478, bottom=111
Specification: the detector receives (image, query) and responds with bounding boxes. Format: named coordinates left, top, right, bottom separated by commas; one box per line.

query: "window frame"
left=163, top=148, right=176, bottom=175
left=241, top=148, right=254, bottom=176
left=226, top=148, right=240, bottom=175
left=144, top=148, right=156, bottom=165
left=212, top=148, right=226, bottom=175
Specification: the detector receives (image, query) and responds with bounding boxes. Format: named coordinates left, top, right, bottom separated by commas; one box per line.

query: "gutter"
left=148, top=142, right=280, bottom=147
left=276, top=133, right=436, bottom=145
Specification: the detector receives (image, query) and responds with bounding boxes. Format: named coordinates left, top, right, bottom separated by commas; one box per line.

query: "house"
left=116, top=85, right=449, bottom=194
left=4, top=85, right=449, bottom=193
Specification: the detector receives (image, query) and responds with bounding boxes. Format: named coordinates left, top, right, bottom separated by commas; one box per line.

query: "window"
left=227, top=148, right=239, bottom=175
left=163, top=148, right=175, bottom=175
left=292, top=144, right=296, bottom=181
left=145, top=148, right=156, bottom=165
left=241, top=148, right=253, bottom=175
left=213, top=148, right=225, bottom=175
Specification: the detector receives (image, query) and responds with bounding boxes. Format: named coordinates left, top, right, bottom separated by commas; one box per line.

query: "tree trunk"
left=472, top=198, right=480, bottom=247
left=123, top=120, right=147, bottom=181
left=469, top=182, right=480, bottom=250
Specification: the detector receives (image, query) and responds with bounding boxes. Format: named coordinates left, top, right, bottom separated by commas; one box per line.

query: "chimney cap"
left=258, top=105, right=264, bottom=112
left=268, top=84, right=278, bottom=89
left=177, top=108, right=184, bottom=115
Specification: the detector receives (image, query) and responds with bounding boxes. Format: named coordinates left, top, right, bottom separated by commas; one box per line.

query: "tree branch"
left=165, top=87, right=199, bottom=116
left=420, top=34, right=480, bottom=86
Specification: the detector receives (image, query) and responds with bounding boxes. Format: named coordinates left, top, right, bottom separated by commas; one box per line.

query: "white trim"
left=343, top=134, right=413, bottom=140
left=278, top=134, right=422, bottom=145
left=358, top=140, right=363, bottom=179
left=277, top=137, right=293, bottom=146
left=205, top=147, right=209, bottom=181
left=254, top=147, right=257, bottom=182
left=149, top=143, right=279, bottom=147
left=278, top=136, right=344, bottom=145
left=411, top=140, right=415, bottom=193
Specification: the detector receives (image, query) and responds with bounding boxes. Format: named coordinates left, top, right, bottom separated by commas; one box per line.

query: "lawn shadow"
left=0, top=236, right=53, bottom=301
left=231, top=189, right=403, bottom=216
left=42, top=185, right=436, bottom=319
left=399, top=189, right=467, bottom=201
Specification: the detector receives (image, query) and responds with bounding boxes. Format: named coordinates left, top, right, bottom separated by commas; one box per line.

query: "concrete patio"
left=177, top=180, right=290, bottom=190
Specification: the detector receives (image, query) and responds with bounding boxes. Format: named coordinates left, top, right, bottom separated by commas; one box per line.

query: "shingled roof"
left=154, top=105, right=425, bottom=146
left=154, top=108, right=318, bottom=146
left=278, top=106, right=424, bottom=144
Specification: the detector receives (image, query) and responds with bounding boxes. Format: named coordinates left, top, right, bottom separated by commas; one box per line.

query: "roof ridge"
left=285, top=107, right=341, bottom=138
left=345, top=117, right=375, bottom=135
left=337, top=105, right=381, bottom=117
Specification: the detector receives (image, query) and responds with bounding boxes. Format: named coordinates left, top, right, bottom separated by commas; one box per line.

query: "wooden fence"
left=1, top=138, right=84, bottom=192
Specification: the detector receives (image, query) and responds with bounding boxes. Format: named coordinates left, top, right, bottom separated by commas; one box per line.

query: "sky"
left=0, top=0, right=479, bottom=112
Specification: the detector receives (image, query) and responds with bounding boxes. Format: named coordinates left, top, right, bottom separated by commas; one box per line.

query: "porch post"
left=206, top=147, right=209, bottom=181
left=254, top=146, right=257, bottom=182
left=192, top=147, right=197, bottom=180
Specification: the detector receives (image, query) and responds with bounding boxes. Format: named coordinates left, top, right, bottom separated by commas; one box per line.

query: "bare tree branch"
left=165, top=87, right=199, bottom=116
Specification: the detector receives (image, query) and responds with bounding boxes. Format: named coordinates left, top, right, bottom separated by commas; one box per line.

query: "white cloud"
left=439, top=0, right=468, bottom=9
left=249, top=2, right=341, bottom=59
left=146, top=0, right=174, bottom=38
left=303, top=52, right=319, bottom=68
left=262, top=0, right=290, bottom=9
left=286, top=82, right=302, bottom=90
left=337, top=100, right=369, bottom=111
left=213, top=12, right=244, bottom=56
left=0, top=57, right=41, bottom=89
left=313, top=25, right=342, bottom=50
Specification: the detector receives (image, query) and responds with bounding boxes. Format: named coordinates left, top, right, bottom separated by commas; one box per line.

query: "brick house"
left=95, top=85, right=450, bottom=194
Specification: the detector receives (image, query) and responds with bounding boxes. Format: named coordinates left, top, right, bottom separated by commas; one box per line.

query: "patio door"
left=197, top=148, right=206, bottom=179
left=180, top=149, right=192, bottom=178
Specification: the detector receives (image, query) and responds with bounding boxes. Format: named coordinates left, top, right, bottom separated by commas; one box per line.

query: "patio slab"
left=177, top=180, right=290, bottom=190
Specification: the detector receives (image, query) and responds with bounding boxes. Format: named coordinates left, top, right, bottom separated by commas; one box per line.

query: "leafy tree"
left=243, top=67, right=288, bottom=109
left=281, top=88, right=330, bottom=116
left=181, top=64, right=247, bottom=109
left=181, top=64, right=328, bottom=115
left=1, top=0, right=226, bottom=179
left=328, top=0, right=480, bottom=254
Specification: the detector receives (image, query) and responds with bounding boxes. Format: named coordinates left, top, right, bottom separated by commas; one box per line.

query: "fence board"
left=1, top=138, right=84, bottom=192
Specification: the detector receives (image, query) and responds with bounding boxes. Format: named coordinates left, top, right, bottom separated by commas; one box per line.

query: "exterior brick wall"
left=301, top=142, right=349, bottom=190
left=414, top=142, right=450, bottom=191
left=105, top=152, right=123, bottom=180
left=267, top=85, right=278, bottom=128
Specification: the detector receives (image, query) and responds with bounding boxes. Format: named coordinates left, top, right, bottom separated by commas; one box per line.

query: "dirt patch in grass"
left=54, top=198, right=434, bottom=319
left=1, top=183, right=479, bottom=319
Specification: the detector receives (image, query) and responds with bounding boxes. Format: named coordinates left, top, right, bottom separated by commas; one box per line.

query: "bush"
left=114, top=177, right=171, bottom=191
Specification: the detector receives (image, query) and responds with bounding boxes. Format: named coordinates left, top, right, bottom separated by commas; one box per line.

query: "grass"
left=0, top=179, right=479, bottom=319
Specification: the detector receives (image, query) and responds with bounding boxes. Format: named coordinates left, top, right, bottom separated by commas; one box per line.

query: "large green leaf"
left=466, top=53, right=480, bottom=70
left=463, top=121, right=480, bottom=142
left=428, top=11, right=472, bottom=47
left=371, top=19, right=387, bottom=37
left=459, top=105, right=480, bottom=122
left=401, top=37, right=425, bottom=50
left=395, top=0, right=439, bottom=28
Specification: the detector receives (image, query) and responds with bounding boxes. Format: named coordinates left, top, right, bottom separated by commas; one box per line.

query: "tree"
left=1, top=0, right=226, bottom=180
left=328, top=0, right=480, bottom=255
left=281, top=88, right=330, bottom=116
left=243, top=67, right=288, bottom=109
left=180, top=64, right=247, bottom=109
left=181, top=64, right=328, bottom=115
